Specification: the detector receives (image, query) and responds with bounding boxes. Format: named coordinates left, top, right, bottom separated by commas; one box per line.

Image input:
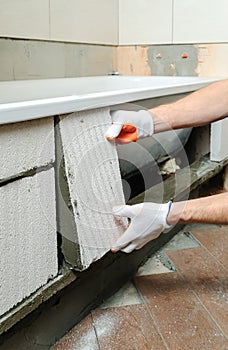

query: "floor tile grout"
left=133, top=277, right=171, bottom=350
left=167, top=252, right=228, bottom=338
left=134, top=272, right=172, bottom=350
left=190, top=232, right=228, bottom=273
left=52, top=226, right=227, bottom=349
left=91, top=311, right=101, bottom=350
left=190, top=287, right=228, bottom=339
left=131, top=278, right=146, bottom=304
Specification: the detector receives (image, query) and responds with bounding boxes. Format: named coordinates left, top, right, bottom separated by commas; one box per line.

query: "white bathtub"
left=0, top=76, right=219, bottom=125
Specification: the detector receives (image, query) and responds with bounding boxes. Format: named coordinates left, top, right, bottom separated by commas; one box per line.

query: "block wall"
left=0, top=118, right=58, bottom=317
left=0, top=108, right=128, bottom=318
left=56, top=109, right=127, bottom=270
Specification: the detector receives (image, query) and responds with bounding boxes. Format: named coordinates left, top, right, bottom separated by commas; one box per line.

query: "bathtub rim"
left=0, top=75, right=222, bottom=125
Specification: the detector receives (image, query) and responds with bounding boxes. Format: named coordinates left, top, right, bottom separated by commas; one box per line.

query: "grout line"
left=133, top=279, right=170, bottom=350
left=49, top=0, right=51, bottom=40
left=167, top=239, right=227, bottom=337
left=172, top=0, right=174, bottom=44
left=191, top=288, right=228, bottom=339
left=132, top=279, right=145, bottom=304
left=175, top=266, right=228, bottom=339
left=142, top=298, right=170, bottom=350
left=0, top=163, right=54, bottom=187
left=91, top=312, right=101, bottom=350
left=190, top=233, right=228, bottom=274
left=117, top=0, right=120, bottom=46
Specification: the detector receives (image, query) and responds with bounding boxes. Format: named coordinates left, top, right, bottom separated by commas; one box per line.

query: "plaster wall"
left=0, top=39, right=114, bottom=81
left=1, top=41, right=227, bottom=81
left=114, top=44, right=228, bottom=78
left=197, top=44, right=228, bottom=78
left=0, top=169, right=57, bottom=316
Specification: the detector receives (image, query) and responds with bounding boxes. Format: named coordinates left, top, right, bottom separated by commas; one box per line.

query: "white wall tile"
left=173, top=0, right=228, bottom=44
left=119, top=0, right=172, bottom=45
left=50, top=0, right=118, bottom=45
left=0, top=0, right=49, bottom=40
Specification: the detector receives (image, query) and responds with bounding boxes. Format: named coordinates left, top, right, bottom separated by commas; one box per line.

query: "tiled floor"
left=52, top=225, right=228, bottom=350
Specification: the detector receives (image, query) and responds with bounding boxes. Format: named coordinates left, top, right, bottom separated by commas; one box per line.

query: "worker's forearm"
left=150, top=80, right=228, bottom=133
left=167, top=192, right=228, bottom=225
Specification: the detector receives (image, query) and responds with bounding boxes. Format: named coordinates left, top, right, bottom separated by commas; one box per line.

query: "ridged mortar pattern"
left=59, top=108, right=127, bottom=269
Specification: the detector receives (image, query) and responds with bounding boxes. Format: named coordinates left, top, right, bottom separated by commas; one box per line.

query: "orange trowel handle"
left=117, top=123, right=137, bottom=143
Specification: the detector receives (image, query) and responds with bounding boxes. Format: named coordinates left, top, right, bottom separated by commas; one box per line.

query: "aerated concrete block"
left=0, top=168, right=58, bottom=316
left=0, top=117, right=54, bottom=182
left=210, top=119, right=228, bottom=161
left=57, top=108, right=127, bottom=270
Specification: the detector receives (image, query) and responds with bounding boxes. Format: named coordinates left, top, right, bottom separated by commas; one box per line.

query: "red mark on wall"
left=182, top=53, right=188, bottom=59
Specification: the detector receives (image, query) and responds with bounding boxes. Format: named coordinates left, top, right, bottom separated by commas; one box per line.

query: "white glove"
left=111, top=202, right=172, bottom=253
left=105, top=110, right=154, bottom=143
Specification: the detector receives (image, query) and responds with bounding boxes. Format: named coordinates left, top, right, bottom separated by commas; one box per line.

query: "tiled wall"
left=119, top=0, right=173, bottom=45
left=49, top=0, right=118, bottom=45
left=0, top=0, right=50, bottom=41
left=173, top=0, right=228, bottom=44
left=0, top=1, right=227, bottom=45
left=0, top=0, right=118, bottom=44
left=0, top=1, right=227, bottom=80
left=118, top=0, right=228, bottom=45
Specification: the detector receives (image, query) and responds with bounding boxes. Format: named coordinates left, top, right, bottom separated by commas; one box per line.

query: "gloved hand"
left=111, top=202, right=172, bottom=253
left=105, top=110, right=154, bottom=143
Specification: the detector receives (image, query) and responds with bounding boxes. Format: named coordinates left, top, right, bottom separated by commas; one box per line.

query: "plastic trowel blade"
left=117, top=123, right=137, bottom=143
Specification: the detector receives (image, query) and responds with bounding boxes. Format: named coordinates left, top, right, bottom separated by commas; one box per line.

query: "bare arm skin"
left=109, top=81, right=228, bottom=252
left=150, top=79, right=228, bottom=133
left=153, top=80, right=228, bottom=225
left=167, top=192, right=228, bottom=225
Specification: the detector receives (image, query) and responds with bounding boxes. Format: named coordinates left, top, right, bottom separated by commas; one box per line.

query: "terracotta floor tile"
left=51, top=314, right=99, bottom=350
left=92, top=304, right=166, bottom=350
left=167, top=247, right=228, bottom=336
left=135, top=273, right=227, bottom=350
left=190, top=227, right=228, bottom=268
